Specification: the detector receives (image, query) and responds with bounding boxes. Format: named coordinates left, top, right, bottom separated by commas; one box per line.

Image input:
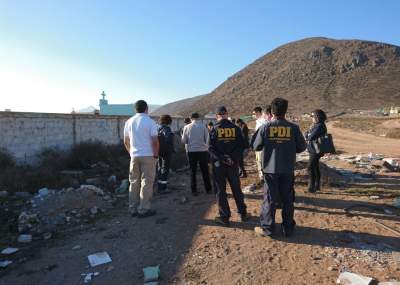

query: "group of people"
left=123, top=98, right=328, bottom=237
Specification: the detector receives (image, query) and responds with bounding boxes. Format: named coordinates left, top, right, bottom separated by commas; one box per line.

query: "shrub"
left=0, top=148, right=16, bottom=169
left=66, top=141, right=126, bottom=169
left=386, top=128, right=400, bottom=139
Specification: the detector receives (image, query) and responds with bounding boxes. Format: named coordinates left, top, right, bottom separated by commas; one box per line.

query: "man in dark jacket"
left=252, top=98, right=306, bottom=237
left=209, top=106, right=248, bottom=226
left=157, top=115, right=175, bottom=194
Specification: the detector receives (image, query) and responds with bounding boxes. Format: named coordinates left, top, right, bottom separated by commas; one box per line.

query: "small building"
left=98, top=91, right=160, bottom=116
left=389, top=106, right=400, bottom=116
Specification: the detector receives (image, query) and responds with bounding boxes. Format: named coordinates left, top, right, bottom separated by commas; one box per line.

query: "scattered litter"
left=107, top=175, right=117, bottom=184
left=17, top=234, right=32, bottom=243
left=72, top=245, right=81, bottom=250
left=0, top=260, right=12, bottom=268
left=394, top=197, right=400, bottom=209
left=88, top=252, right=112, bottom=267
left=337, top=271, right=375, bottom=284
left=1, top=248, right=19, bottom=255
left=38, top=188, right=50, bottom=197
left=43, top=232, right=52, bottom=240
left=143, top=265, right=160, bottom=282
left=82, top=272, right=100, bottom=283
left=384, top=209, right=393, bottom=215
left=115, top=179, right=129, bottom=194
left=79, top=185, right=104, bottom=196
left=90, top=206, right=98, bottom=215
left=369, top=196, right=380, bottom=200
left=180, top=196, right=188, bottom=204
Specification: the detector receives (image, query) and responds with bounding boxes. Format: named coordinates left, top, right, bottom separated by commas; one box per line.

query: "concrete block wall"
left=0, top=111, right=214, bottom=164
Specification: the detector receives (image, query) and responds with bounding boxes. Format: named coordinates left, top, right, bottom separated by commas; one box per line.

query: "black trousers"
left=213, top=162, right=247, bottom=218
left=188, top=151, right=212, bottom=193
left=261, top=173, right=295, bottom=231
left=157, top=154, right=171, bottom=192
left=307, top=153, right=323, bottom=191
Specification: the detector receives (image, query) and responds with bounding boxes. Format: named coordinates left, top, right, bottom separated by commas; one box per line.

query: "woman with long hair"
left=305, top=109, right=327, bottom=193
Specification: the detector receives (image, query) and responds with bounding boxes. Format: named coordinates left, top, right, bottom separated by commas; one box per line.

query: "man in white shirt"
left=252, top=106, right=266, bottom=184
left=124, top=100, right=159, bottom=218
left=181, top=113, right=212, bottom=195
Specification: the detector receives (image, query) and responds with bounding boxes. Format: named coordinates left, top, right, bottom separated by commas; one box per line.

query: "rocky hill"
left=152, top=95, right=206, bottom=116
left=160, top=37, right=400, bottom=116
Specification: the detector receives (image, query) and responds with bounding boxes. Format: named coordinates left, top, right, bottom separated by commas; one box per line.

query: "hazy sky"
left=1, top=0, right=399, bottom=113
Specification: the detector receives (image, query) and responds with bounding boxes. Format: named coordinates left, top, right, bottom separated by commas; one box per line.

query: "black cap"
left=216, top=106, right=227, bottom=115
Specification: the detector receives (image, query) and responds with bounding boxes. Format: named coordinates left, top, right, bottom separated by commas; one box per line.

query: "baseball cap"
left=216, top=106, right=227, bottom=115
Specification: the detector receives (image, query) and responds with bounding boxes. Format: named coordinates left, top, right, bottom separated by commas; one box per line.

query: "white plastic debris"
left=82, top=272, right=100, bottom=283
left=0, top=260, right=12, bottom=268
left=17, top=234, right=32, bottom=243
left=337, top=271, right=375, bottom=284
left=1, top=247, right=19, bottom=255
left=243, top=184, right=256, bottom=193
left=79, top=185, right=105, bottom=196
left=87, top=252, right=112, bottom=267
left=394, top=197, right=400, bottom=209
left=38, top=188, right=50, bottom=196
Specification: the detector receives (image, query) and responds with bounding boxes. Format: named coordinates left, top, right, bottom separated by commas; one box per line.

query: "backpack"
left=158, top=125, right=174, bottom=155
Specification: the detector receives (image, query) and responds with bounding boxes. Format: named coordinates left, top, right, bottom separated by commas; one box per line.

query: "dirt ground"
left=1, top=123, right=399, bottom=285
left=327, top=121, right=400, bottom=157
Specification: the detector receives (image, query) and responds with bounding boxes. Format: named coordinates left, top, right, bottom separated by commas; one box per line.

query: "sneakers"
left=138, top=209, right=157, bottom=218
left=215, top=216, right=230, bottom=226
left=254, top=226, right=273, bottom=237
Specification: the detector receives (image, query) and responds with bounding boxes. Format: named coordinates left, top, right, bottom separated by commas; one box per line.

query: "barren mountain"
left=161, top=37, right=400, bottom=116
left=152, top=94, right=206, bottom=116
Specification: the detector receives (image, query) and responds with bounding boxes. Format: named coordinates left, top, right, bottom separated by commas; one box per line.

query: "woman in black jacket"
left=305, top=109, right=327, bottom=193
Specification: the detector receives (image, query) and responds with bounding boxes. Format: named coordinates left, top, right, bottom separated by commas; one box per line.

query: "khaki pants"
left=128, top=156, right=156, bottom=214
left=255, top=151, right=264, bottom=180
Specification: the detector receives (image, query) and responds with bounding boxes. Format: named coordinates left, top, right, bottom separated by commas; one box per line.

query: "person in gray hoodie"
left=181, top=113, right=212, bottom=195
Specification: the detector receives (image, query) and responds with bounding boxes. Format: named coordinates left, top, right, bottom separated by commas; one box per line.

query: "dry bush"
left=66, top=140, right=125, bottom=169
left=0, top=148, right=16, bottom=169
left=386, top=128, right=400, bottom=139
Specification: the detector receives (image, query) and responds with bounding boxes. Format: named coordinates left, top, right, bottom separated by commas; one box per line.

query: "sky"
left=0, top=0, right=399, bottom=113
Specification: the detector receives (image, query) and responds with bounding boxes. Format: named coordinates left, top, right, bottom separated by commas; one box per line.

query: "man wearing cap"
left=209, top=106, right=248, bottom=226
left=252, top=98, right=306, bottom=237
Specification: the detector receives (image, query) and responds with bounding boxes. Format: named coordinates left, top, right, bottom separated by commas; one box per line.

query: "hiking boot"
left=240, top=213, right=250, bottom=222
left=281, top=224, right=295, bottom=238
left=215, top=216, right=230, bottom=226
left=307, top=187, right=316, bottom=193
left=254, top=226, right=273, bottom=237
left=158, top=189, right=171, bottom=195
left=138, top=209, right=156, bottom=218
